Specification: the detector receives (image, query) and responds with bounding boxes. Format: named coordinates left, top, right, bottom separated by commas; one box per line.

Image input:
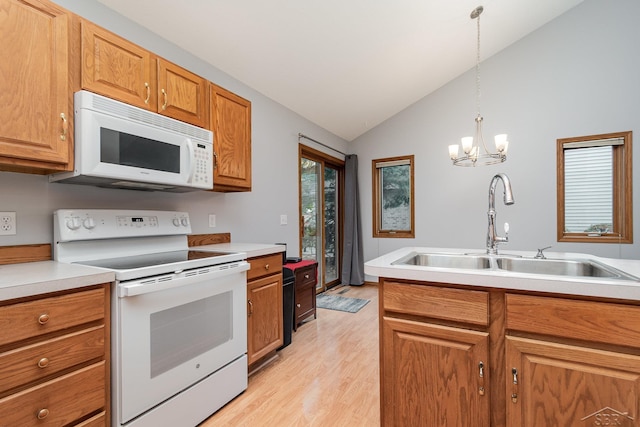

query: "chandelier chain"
left=475, top=9, right=481, bottom=117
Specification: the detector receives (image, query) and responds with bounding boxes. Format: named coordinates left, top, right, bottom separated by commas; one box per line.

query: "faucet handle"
left=503, top=222, right=510, bottom=240
left=535, top=246, right=552, bottom=259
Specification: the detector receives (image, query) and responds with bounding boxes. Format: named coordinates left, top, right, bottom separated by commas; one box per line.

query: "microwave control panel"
left=192, top=142, right=212, bottom=187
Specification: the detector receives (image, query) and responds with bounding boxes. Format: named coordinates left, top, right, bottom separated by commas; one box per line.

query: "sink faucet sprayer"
left=487, top=173, right=514, bottom=255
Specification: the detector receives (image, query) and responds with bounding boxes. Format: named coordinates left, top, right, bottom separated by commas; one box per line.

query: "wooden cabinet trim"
left=506, top=293, right=640, bottom=348
left=383, top=280, right=489, bottom=326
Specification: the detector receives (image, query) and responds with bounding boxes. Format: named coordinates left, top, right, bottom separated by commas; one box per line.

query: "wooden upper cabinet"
left=81, top=20, right=208, bottom=128
left=158, top=60, right=208, bottom=128
left=81, top=20, right=156, bottom=111
left=210, top=83, right=252, bottom=192
left=0, top=0, right=72, bottom=173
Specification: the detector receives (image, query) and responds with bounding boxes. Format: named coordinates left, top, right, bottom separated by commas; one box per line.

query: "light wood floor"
left=200, top=284, right=380, bottom=426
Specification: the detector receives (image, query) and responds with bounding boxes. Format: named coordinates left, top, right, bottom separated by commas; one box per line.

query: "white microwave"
left=50, top=91, right=213, bottom=192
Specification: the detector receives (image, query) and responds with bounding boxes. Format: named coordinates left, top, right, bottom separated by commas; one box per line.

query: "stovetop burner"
left=75, top=250, right=232, bottom=270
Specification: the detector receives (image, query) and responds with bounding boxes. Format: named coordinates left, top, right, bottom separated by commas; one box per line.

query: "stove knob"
left=83, top=217, right=96, bottom=229
left=172, top=218, right=181, bottom=227
left=66, top=217, right=81, bottom=230
left=181, top=218, right=189, bottom=227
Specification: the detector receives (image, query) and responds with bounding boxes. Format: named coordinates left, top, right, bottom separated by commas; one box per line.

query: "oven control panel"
left=54, top=209, right=192, bottom=242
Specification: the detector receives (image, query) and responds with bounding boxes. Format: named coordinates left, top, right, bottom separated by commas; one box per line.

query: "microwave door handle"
left=186, top=138, right=196, bottom=183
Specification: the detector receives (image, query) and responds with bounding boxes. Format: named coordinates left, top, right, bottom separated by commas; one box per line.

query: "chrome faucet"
left=487, top=173, right=515, bottom=255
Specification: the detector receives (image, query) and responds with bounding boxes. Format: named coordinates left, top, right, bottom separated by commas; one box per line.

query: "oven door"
left=114, top=262, right=249, bottom=425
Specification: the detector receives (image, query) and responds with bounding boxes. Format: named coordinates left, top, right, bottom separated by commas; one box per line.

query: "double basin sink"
left=392, top=252, right=639, bottom=281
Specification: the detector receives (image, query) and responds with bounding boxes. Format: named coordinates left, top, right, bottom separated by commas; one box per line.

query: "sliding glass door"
left=299, top=146, right=344, bottom=291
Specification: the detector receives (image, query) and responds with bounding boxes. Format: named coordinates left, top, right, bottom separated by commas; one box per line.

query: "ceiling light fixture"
left=449, top=5, right=508, bottom=167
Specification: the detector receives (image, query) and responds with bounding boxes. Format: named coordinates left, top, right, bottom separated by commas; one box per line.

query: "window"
left=372, top=155, right=414, bottom=238
left=557, top=131, right=632, bottom=243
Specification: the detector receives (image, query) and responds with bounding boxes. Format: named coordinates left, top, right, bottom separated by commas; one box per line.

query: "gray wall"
left=0, top=0, right=347, bottom=257
left=352, top=0, right=640, bottom=272
left=2, top=0, right=639, bottom=273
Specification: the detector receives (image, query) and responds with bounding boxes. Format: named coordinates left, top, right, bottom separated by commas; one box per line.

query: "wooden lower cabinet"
left=506, top=336, right=640, bottom=426
left=0, top=284, right=110, bottom=426
left=380, top=278, right=640, bottom=427
left=381, top=316, right=489, bottom=426
left=246, top=253, right=283, bottom=368
left=293, top=262, right=317, bottom=327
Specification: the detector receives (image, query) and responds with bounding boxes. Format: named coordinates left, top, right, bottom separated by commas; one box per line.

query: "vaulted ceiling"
left=97, top=0, right=584, bottom=141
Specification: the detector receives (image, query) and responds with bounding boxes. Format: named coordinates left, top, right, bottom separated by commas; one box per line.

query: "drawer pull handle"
left=248, top=300, right=253, bottom=316
left=37, top=358, right=50, bottom=368
left=38, top=314, right=50, bottom=325
left=265, top=264, right=270, bottom=270
left=37, top=408, right=49, bottom=420
left=144, top=82, right=150, bottom=104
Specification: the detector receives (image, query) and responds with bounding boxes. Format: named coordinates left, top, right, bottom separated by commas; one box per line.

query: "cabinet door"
left=506, top=336, right=640, bottom=426
left=210, top=83, right=252, bottom=191
left=381, top=317, right=490, bottom=427
left=247, top=274, right=283, bottom=365
left=0, top=0, right=71, bottom=171
left=157, top=59, right=208, bottom=128
left=81, top=20, right=156, bottom=111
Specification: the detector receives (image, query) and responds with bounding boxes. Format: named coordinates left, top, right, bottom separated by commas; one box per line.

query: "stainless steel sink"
left=392, top=253, right=491, bottom=270
left=495, top=257, right=638, bottom=280
left=392, top=252, right=638, bottom=281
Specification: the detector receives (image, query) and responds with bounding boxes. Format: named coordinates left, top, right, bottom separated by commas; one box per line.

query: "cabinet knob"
left=37, top=408, right=49, bottom=420
left=296, top=303, right=301, bottom=308
left=38, top=314, right=50, bottom=325
left=37, top=358, right=49, bottom=368
left=264, top=264, right=270, bottom=271
left=304, top=274, right=310, bottom=279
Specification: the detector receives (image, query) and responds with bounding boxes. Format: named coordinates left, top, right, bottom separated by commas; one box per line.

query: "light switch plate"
left=0, top=212, right=16, bottom=235
left=280, top=214, right=288, bottom=225
left=208, top=214, right=216, bottom=228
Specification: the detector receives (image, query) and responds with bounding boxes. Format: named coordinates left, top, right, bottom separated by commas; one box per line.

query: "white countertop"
left=0, top=261, right=115, bottom=301
left=365, top=247, right=640, bottom=301
left=191, top=243, right=286, bottom=259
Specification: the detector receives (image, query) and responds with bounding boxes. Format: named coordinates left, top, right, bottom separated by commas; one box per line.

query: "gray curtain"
left=341, top=154, right=364, bottom=285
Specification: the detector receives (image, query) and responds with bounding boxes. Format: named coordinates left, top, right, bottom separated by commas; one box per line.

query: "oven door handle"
left=118, top=261, right=250, bottom=297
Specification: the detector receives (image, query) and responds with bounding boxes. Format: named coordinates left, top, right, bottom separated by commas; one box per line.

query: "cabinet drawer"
left=0, top=326, right=104, bottom=394
left=0, top=361, right=105, bottom=426
left=506, top=293, right=640, bottom=347
left=0, top=287, right=105, bottom=347
left=295, top=265, right=317, bottom=289
left=247, top=254, right=282, bottom=281
left=76, top=411, right=106, bottom=427
left=383, top=280, right=489, bottom=326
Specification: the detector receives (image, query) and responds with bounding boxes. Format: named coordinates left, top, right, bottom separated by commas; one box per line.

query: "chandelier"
left=449, top=6, right=508, bottom=167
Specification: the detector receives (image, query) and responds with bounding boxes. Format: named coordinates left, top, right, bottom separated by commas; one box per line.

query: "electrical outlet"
left=208, top=214, right=216, bottom=228
left=0, top=212, right=16, bottom=236
left=280, top=214, right=288, bottom=225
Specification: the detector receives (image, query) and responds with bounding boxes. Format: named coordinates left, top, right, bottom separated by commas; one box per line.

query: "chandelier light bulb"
left=449, top=144, right=459, bottom=160
left=461, top=137, right=474, bottom=154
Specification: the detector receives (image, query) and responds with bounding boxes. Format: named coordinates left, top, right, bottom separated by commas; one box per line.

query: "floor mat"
left=316, top=294, right=370, bottom=313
